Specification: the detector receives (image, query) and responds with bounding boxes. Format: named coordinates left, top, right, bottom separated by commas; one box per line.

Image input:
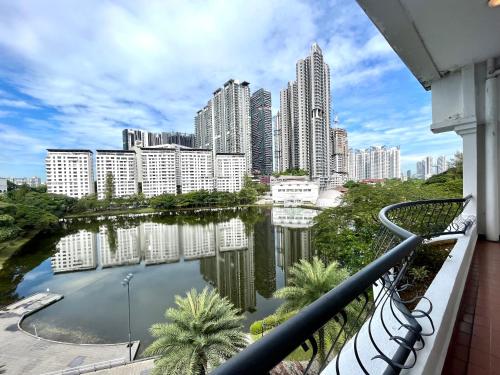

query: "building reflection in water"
left=272, top=208, right=317, bottom=286
left=99, top=226, right=141, bottom=268
left=51, top=230, right=97, bottom=273
left=141, top=223, right=180, bottom=265
left=50, top=208, right=316, bottom=310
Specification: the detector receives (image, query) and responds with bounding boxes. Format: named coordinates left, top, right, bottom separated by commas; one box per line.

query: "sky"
left=0, top=0, right=461, bottom=179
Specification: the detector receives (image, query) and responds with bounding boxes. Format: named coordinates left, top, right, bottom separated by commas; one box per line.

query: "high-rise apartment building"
left=276, top=43, right=332, bottom=187
left=273, top=113, right=282, bottom=173
left=96, top=150, right=137, bottom=199
left=348, top=146, right=400, bottom=181
left=136, top=147, right=177, bottom=197
left=416, top=155, right=448, bottom=180
left=436, top=155, right=449, bottom=174
left=161, top=132, right=195, bottom=148
left=194, top=79, right=252, bottom=172
left=214, top=153, right=246, bottom=193
left=250, top=89, right=273, bottom=175
left=330, top=127, right=349, bottom=186
left=179, top=149, right=214, bottom=193
left=45, top=149, right=94, bottom=198
left=123, top=129, right=195, bottom=150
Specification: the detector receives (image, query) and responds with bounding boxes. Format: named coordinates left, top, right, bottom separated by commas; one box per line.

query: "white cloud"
left=0, top=0, right=460, bottom=176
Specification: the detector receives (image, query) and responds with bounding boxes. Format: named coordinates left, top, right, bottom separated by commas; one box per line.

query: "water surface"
left=0, top=207, right=318, bottom=351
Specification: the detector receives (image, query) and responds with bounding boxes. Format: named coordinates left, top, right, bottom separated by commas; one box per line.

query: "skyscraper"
left=250, top=89, right=273, bottom=175
left=330, top=127, right=349, bottom=186
left=122, top=129, right=195, bottom=150
left=276, top=43, right=332, bottom=187
left=194, top=79, right=252, bottom=172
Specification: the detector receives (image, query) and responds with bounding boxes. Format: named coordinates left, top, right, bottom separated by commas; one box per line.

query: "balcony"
left=213, top=196, right=482, bottom=374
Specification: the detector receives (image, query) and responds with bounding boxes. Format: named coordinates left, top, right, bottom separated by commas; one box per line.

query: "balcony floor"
left=442, top=240, right=500, bottom=375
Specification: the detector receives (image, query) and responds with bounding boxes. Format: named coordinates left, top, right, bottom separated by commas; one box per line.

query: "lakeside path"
left=0, top=293, right=139, bottom=375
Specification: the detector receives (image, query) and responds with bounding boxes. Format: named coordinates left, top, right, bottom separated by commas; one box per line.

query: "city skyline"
left=0, top=1, right=461, bottom=178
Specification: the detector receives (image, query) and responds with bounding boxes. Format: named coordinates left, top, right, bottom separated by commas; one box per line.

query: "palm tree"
left=274, top=257, right=349, bottom=363
left=144, top=287, right=247, bottom=375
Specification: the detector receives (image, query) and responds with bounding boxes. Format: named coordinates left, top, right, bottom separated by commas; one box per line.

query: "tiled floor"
left=442, top=240, right=500, bottom=375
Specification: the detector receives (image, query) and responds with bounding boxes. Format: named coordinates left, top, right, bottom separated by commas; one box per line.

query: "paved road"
left=0, top=293, right=139, bottom=375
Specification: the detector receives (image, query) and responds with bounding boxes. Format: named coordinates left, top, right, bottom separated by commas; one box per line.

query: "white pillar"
left=484, top=59, right=500, bottom=241
left=456, top=124, right=484, bottom=231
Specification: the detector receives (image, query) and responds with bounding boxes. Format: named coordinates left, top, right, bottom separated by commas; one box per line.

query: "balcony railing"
left=212, top=195, right=473, bottom=375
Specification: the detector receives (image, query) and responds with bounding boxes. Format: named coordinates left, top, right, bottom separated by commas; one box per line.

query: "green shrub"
left=0, top=214, right=15, bottom=227
left=249, top=311, right=296, bottom=335
left=0, top=226, right=21, bottom=241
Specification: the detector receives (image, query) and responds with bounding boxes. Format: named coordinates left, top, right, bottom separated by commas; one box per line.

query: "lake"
left=0, top=207, right=318, bottom=352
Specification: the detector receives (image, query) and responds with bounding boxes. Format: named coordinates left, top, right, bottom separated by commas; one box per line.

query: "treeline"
left=0, top=184, right=76, bottom=242
left=0, top=178, right=264, bottom=244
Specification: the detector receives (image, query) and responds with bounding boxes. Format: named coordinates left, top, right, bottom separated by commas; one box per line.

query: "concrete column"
left=456, top=124, right=484, bottom=233
left=484, top=59, right=500, bottom=241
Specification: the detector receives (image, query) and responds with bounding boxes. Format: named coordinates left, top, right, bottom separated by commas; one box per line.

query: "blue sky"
left=0, top=0, right=461, bottom=179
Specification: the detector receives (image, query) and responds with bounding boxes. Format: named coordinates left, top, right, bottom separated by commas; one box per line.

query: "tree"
left=144, top=288, right=247, bottom=375
left=105, top=172, right=114, bottom=202
left=274, top=257, right=349, bottom=362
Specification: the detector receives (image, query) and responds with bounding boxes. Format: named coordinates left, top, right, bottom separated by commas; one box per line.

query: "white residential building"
left=51, top=230, right=97, bottom=273
left=437, top=155, right=449, bottom=174
left=271, top=176, right=320, bottom=205
left=348, top=146, right=401, bottom=181
left=214, top=153, right=245, bottom=193
left=179, top=149, right=214, bottom=193
left=194, top=79, right=252, bottom=173
left=136, top=147, right=177, bottom=197
left=45, top=149, right=95, bottom=198
left=0, top=178, right=6, bottom=193
left=96, top=150, right=137, bottom=200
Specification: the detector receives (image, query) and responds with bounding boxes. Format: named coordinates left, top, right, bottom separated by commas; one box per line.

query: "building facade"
left=271, top=176, right=320, bottom=205
left=194, top=79, right=252, bottom=172
left=275, top=43, right=332, bottom=188
left=250, top=88, right=273, bottom=175
left=179, top=149, right=214, bottom=193
left=348, top=146, right=401, bottom=181
left=214, top=153, right=245, bottom=193
left=330, top=127, right=349, bottom=186
left=123, top=129, right=195, bottom=150
left=136, top=147, right=177, bottom=197
left=46, top=149, right=95, bottom=198
left=96, top=150, right=137, bottom=199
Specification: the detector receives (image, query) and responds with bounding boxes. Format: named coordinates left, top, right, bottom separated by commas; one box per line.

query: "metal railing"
left=212, top=195, right=473, bottom=375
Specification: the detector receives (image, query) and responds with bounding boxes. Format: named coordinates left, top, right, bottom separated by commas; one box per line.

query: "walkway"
left=442, top=240, right=500, bottom=374
left=0, top=293, right=139, bottom=375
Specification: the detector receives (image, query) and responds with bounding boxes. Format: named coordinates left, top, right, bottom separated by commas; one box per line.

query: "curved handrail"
left=212, top=195, right=473, bottom=375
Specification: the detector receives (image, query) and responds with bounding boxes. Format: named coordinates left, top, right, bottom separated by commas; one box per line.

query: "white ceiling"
left=357, top=0, right=500, bottom=88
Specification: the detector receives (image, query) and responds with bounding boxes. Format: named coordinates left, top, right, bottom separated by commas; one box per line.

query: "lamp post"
left=121, top=273, right=134, bottom=362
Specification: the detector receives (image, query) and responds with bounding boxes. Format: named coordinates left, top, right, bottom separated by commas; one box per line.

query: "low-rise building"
left=215, top=153, right=245, bottom=193
left=179, top=149, right=214, bottom=193
left=96, top=150, right=137, bottom=199
left=45, top=149, right=94, bottom=198
left=271, top=176, right=319, bottom=205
